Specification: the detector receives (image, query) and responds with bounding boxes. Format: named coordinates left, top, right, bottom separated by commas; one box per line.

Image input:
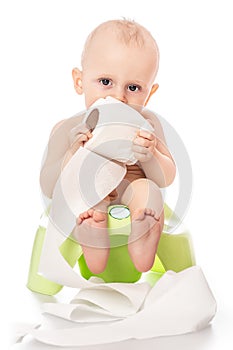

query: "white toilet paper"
left=28, top=267, right=216, bottom=347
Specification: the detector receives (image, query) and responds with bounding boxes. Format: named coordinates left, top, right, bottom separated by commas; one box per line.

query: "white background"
left=0, top=0, right=233, bottom=348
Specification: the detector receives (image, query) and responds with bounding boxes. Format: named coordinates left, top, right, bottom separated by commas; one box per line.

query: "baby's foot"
left=129, top=208, right=159, bottom=241
left=128, top=208, right=162, bottom=272
left=77, top=209, right=105, bottom=225
left=73, top=209, right=110, bottom=274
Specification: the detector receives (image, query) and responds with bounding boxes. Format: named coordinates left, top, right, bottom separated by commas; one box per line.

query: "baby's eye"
left=99, top=78, right=112, bottom=86
left=128, top=84, right=141, bottom=92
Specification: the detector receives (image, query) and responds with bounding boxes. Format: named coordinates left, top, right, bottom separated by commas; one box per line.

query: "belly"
left=124, top=163, right=146, bottom=182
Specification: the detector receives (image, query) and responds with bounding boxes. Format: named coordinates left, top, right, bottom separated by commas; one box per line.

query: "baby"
left=40, top=19, right=176, bottom=275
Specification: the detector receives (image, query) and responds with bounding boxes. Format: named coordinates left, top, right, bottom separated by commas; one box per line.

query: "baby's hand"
left=69, top=108, right=99, bottom=154
left=132, top=129, right=157, bottom=162
left=69, top=123, right=93, bottom=154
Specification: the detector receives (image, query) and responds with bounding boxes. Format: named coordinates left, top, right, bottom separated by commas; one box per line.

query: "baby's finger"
left=70, top=123, right=89, bottom=137
left=133, top=152, right=151, bottom=162
left=133, top=136, right=152, bottom=148
left=86, top=130, right=93, bottom=140
left=70, top=134, right=88, bottom=152
left=77, top=133, right=89, bottom=143
left=132, top=144, right=148, bottom=155
left=138, top=129, right=155, bottom=140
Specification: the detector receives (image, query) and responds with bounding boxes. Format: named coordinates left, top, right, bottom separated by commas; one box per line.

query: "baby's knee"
left=122, top=178, right=161, bottom=199
left=125, top=178, right=160, bottom=192
left=121, top=178, right=163, bottom=216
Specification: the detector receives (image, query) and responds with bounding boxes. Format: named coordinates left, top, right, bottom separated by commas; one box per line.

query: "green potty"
left=78, top=204, right=196, bottom=282
left=151, top=204, right=196, bottom=274
left=27, top=204, right=196, bottom=295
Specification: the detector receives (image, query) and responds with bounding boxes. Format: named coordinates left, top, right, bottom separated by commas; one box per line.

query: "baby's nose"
left=111, top=89, right=128, bottom=104
left=114, top=96, right=127, bottom=103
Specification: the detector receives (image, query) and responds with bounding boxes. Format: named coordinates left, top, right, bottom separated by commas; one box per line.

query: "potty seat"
left=27, top=203, right=195, bottom=296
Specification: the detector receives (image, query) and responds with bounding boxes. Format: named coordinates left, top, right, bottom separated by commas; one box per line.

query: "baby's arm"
left=40, top=113, right=91, bottom=198
left=40, top=120, right=66, bottom=198
left=133, top=109, right=176, bottom=187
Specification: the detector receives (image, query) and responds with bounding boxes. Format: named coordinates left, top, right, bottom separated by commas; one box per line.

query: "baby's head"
left=73, top=19, right=159, bottom=108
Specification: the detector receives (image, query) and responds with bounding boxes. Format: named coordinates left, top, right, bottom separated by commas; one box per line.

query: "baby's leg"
left=73, top=199, right=110, bottom=274
left=121, top=178, right=164, bottom=272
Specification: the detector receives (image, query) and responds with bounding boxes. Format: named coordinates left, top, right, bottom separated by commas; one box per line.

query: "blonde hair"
left=81, top=19, right=159, bottom=69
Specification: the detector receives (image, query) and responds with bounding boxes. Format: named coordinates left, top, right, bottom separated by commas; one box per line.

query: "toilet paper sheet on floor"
left=26, top=267, right=216, bottom=347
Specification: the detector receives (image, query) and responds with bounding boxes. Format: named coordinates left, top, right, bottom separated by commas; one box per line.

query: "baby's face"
left=76, top=31, right=158, bottom=108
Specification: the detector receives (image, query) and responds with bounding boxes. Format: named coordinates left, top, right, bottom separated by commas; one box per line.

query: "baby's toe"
left=88, top=209, right=94, bottom=216
left=93, top=210, right=107, bottom=222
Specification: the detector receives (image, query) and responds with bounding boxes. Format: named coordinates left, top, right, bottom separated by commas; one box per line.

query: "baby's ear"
left=144, top=83, right=159, bottom=106
left=72, top=67, right=83, bottom=95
